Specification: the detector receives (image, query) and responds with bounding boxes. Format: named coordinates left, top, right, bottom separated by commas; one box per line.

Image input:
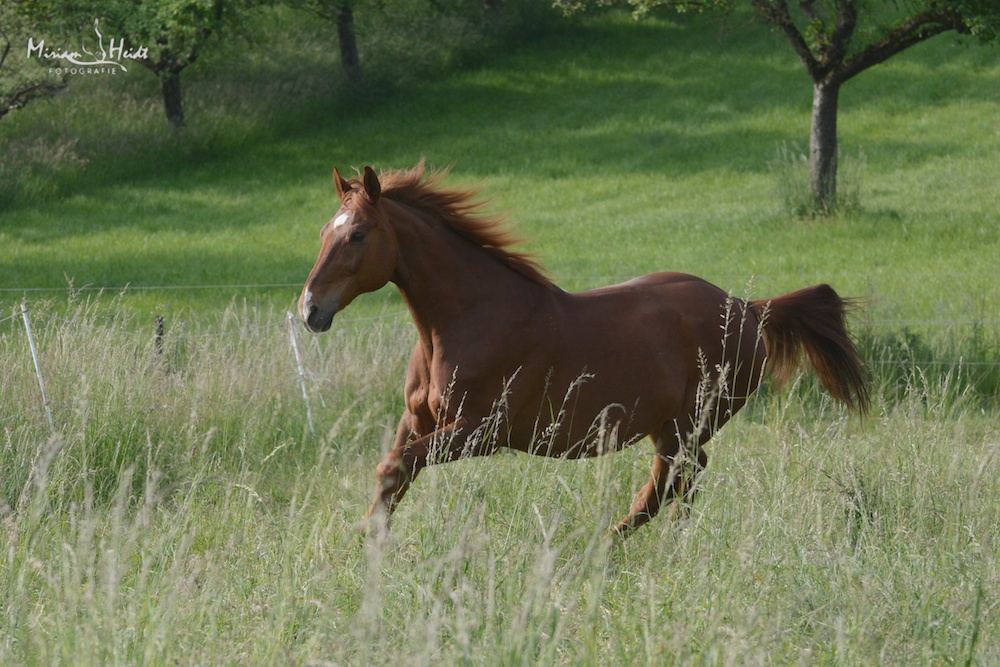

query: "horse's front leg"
left=363, top=414, right=468, bottom=536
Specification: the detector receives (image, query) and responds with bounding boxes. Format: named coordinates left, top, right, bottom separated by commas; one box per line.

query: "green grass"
left=3, top=12, right=998, bottom=323
left=3, top=298, right=997, bottom=664
left=2, top=6, right=999, bottom=665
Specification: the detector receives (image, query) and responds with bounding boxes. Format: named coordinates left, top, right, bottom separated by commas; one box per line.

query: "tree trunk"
left=160, top=69, right=185, bottom=129
left=337, top=1, right=362, bottom=85
left=809, top=80, right=841, bottom=210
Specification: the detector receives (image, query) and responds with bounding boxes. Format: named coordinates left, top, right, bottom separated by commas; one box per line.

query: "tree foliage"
left=744, top=1, right=999, bottom=82
left=106, top=0, right=253, bottom=128
left=22, top=0, right=254, bottom=128
left=558, top=0, right=1000, bottom=211
left=0, top=3, right=67, bottom=120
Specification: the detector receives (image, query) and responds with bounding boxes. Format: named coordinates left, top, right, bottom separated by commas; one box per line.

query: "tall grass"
left=2, top=301, right=997, bottom=664
left=769, top=142, right=865, bottom=219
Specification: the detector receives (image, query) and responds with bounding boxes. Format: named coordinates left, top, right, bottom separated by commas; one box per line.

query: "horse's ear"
left=333, top=167, right=351, bottom=201
left=362, top=166, right=381, bottom=204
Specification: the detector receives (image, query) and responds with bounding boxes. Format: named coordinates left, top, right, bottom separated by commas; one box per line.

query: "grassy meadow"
left=2, top=5, right=999, bottom=665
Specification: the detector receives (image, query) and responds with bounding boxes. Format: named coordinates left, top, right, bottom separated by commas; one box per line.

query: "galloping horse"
left=299, top=164, right=869, bottom=538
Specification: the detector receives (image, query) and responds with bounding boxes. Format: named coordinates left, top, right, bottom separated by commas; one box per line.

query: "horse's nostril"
left=305, top=305, right=319, bottom=326
left=304, top=303, right=331, bottom=332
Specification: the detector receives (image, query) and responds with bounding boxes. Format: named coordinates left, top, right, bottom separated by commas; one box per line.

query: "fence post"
left=21, top=303, right=56, bottom=433
left=154, top=315, right=165, bottom=357
left=287, top=312, right=316, bottom=438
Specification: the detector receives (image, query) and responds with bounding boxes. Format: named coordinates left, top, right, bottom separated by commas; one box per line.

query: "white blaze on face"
left=333, top=212, right=351, bottom=229
left=301, top=289, right=314, bottom=321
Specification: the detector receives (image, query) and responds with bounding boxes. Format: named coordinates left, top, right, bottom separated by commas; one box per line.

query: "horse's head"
left=299, top=166, right=398, bottom=332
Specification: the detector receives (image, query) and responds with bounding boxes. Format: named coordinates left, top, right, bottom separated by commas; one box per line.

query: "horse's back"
left=574, top=271, right=714, bottom=298
left=563, top=271, right=735, bottom=334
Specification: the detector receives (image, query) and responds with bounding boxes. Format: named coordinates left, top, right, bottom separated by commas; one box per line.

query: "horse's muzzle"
left=303, top=307, right=334, bottom=333
left=300, top=290, right=337, bottom=333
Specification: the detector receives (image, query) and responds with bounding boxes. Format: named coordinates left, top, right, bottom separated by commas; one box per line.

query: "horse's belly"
left=502, top=373, right=673, bottom=459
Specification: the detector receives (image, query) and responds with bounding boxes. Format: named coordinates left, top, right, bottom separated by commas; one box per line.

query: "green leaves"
left=0, top=2, right=67, bottom=119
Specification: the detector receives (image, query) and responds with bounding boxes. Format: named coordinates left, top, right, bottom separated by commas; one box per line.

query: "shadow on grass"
left=1, top=10, right=993, bottom=301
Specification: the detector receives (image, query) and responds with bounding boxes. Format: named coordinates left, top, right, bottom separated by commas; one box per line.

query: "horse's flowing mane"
left=373, top=164, right=558, bottom=291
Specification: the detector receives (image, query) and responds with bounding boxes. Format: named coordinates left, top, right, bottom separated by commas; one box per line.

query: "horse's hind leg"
left=610, top=427, right=709, bottom=539
left=610, top=444, right=672, bottom=538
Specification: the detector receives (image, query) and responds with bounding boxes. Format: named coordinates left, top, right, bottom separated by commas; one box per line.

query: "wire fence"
left=0, top=298, right=418, bottom=429
left=0, top=282, right=302, bottom=293
left=3, top=276, right=998, bottom=335
left=3, top=279, right=998, bottom=431
left=1, top=267, right=997, bottom=293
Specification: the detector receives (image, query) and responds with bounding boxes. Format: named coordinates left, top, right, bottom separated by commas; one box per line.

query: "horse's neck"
left=388, top=204, right=545, bottom=342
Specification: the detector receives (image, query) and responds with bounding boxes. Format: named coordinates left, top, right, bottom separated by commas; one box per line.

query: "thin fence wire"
left=15, top=306, right=410, bottom=339
left=869, top=360, right=1000, bottom=367
left=0, top=283, right=301, bottom=293
left=877, top=319, right=1000, bottom=326
left=1, top=269, right=997, bottom=294
left=5, top=298, right=998, bottom=366
left=36, top=311, right=289, bottom=339
left=4, top=276, right=997, bottom=327
left=0, top=408, right=46, bottom=425
left=3, top=292, right=998, bottom=432
left=7, top=305, right=998, bottom=334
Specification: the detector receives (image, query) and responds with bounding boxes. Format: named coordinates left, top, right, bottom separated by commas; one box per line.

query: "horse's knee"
left=366, top=453, right=412, bottom=527
left=375, top=455, right=398, bottom=479
left=373, top=454, right=403, bottom=491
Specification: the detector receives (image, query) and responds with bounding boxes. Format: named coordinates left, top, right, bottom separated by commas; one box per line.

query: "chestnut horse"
left=299, top=165, right=869, bottom=538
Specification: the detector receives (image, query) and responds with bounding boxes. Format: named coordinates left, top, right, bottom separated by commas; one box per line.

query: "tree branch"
left=0, top=31, right=10, bottom=70
left=2, top=78, right=67, bottom=118
left=820, top=0, right=857, bottom=70
left=0, top=24, right=66, bottom=119
left=751, top=0, right=824, bottom=82
left=835, top=9, right=966, bottom=83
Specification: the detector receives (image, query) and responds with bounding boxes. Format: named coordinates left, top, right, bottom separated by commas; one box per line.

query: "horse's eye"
left=349, top=231, right=366, bottom=244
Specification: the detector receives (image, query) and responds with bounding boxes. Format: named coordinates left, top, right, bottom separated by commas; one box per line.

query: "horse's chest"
left=407, top=340, right=527, bottom=435
left=426, top=372, right=462, bottom=421
left=404, top=353, right=461, bottom=428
